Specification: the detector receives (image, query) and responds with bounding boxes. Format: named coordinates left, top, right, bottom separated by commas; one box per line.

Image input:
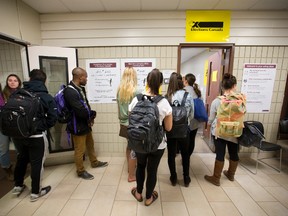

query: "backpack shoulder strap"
left=181, top=92, right=188, bottom=106
left=136, top=93, right=143, bottom=101
left=153, top=95, right=164, bottom=104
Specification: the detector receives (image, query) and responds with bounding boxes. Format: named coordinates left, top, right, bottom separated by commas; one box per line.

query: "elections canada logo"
left=190, top=21, right=224, bottom=31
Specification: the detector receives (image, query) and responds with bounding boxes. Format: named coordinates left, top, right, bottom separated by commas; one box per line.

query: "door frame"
left=177, top=43, right=235, bottom=149
left=177, top=43, right=235, bottom=74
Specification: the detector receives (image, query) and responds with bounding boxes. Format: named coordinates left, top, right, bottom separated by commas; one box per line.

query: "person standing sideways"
left=129, top=68, right=173, bottom=206
left=204, top=73, right=246, bottom=186
left=64, top=67, right=108, bottom=180
left=0, top=74, right=22, bottom=181
left=12, top=69, right=57, bottom=202
left=183, top=73, right=202, bottom=157
left=117, top=67, right=139, bottom=182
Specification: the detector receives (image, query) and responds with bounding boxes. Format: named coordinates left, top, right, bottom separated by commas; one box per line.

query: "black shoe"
left=170, top=174, right=177, bottom=186
left=92, top=161, right=108, bottom=168
left=78, top=171, right=94, bottom=180
left=184, top=176, right=191, bottom=187
left=30, top=185, right=51, bottom=202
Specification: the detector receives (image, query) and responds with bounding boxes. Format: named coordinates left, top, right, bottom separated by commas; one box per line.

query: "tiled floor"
left=0, top=135, right=288, bottom=216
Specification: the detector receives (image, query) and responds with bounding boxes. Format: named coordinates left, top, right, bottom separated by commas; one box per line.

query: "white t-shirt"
left=129, top=94, right=172, bottom=150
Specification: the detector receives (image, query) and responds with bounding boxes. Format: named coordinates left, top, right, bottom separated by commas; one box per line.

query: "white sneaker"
left=30, top=186, right=51, bottom=202
left=12, top=185, right=25, bottom=195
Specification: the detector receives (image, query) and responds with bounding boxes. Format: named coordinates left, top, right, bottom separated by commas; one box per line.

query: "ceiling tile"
left=215, top=0, right=258, bottom=10
left=178, top=0, right=218, bottom=10
left=61, top=0, right=105, bottom=12
left=22, top=0, right=70, bottom=13
left=100, top=0, right=141, bottom=11
left=251, top=0, right=288, bottom=10
left=141, top=0, right=180, bottom=10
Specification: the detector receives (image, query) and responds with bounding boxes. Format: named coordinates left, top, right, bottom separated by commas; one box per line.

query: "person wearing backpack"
left=0, top=74, right=22, bottom=181
left=129, top=68, right=172, bottom=206
left=12, top=69, right=57, bottom=201
left=117, top=67, right=139, bottom=182
left=183, top=73, right=203, bottom=157
left=166, top=72, right=194, bottom=187
left=64, top=67, right=108, bottom=180
left=204, top=73, right=246, bottom=186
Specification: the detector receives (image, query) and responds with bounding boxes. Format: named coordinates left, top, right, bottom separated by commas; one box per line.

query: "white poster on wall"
left=241, top=63, right=276, bottom=113
left=121, top=59, right=156, bottom=93
left=86, top=59, right=121, bottom=103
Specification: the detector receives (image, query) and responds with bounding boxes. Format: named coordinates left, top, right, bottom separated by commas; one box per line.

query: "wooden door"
left=203, top=50, right=223, bottom=142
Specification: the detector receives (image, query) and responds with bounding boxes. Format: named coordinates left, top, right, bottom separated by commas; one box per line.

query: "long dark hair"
left=147, top=68, right=163, bottom=95
left=185, top=73, right=201, bottom=98
left=166, top=72, right=183, bottom=102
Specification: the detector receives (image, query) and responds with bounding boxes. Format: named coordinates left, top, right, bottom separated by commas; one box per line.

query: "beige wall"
left=40, top=11, right=288, bottom=47
left=0, top=0, right=41, bottom=45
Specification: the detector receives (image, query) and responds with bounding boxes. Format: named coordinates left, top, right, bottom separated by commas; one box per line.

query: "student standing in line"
left=0, top=74, right=22, bottom=181
left=12, top=69, right=57, bottom=201
left=64, top=67, right=108, bottom=180
left=204, top=73, right=246, bottom=186
left=130, top=68, right=172, bottom=206
left=183, top=73, right=202, bottom=156
left=117, top=67, right=139, bottom=182
left=166, top=72, right=194, bottom=187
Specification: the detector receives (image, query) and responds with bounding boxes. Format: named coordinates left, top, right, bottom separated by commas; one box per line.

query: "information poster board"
left=86, top=59, right=121, bottom=103
left=121, top=59, right=156, bottom=93
left=241, top=63, right=276, bottom=113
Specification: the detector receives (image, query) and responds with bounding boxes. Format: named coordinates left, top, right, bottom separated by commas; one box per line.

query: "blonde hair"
left=117, top=67, right=137, bottom=103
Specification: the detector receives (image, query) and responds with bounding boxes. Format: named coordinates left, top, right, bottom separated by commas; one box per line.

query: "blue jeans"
left=0, top=131, right=11, bottom=168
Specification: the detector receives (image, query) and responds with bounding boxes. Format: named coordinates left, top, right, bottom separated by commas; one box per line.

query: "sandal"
left=145, top=191, right=158, bottom=206
left=131, top=187, right=143, bottom=202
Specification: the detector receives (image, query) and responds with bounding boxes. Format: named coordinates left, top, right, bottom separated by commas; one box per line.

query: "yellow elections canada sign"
left=186, top=11, right=231, bottom=42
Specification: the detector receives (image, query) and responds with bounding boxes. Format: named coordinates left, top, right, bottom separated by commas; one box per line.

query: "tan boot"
left=204, top=160, right=224, bottom=186
left=223, top=160, right=238, bottom=181
left=4, top=165, right=14, bottom=181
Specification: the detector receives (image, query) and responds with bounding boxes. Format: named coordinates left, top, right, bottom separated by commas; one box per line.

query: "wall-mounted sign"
left=121, top=59, right=156, bottom=93
left=86, top=59, right=121, bottom=103
left=86, top=58, right=156, bottom=103
left=186, top=11, right=231, bottom=42
left=241, top=63, right=276, bottom=113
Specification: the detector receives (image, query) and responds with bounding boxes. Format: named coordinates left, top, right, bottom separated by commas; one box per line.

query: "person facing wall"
left=117, top=67, right=139, bottom=182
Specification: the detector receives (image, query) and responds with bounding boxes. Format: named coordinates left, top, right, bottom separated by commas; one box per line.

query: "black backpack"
left=238, top=121, right=265, bottom=147
left=0, top=88, right=44, bottom=138
left=166, top=92, right=189, bottom=139
left=128, top=94, right=164, bottom=153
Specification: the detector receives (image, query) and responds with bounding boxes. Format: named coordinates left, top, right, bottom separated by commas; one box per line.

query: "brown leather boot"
left=3, top=165, right=14, bottom=181
left=223, top=160, right=238, bottom=181
left=204, top=160, right=224, bottom=186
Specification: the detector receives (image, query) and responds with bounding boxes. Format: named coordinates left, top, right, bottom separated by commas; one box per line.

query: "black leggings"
left=135, top=149, right=164, bottom=199
left=189, top=128, right=198, bottom=156
left=167, top=132, right=190, bottom=177
left=213, top=136, right=239, bottom=162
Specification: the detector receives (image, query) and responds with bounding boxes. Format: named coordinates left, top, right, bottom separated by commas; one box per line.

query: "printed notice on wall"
left=86, top=59, right=121, bottom=103
left=241, top=63, right=276, bottom=113
left=121, top=59, right=156, bottom=93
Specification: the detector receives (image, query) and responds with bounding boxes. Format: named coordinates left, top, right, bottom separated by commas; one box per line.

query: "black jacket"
left=64, top=81, right=95, bottom=135
left=23, top=80, right=57, bottom=132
